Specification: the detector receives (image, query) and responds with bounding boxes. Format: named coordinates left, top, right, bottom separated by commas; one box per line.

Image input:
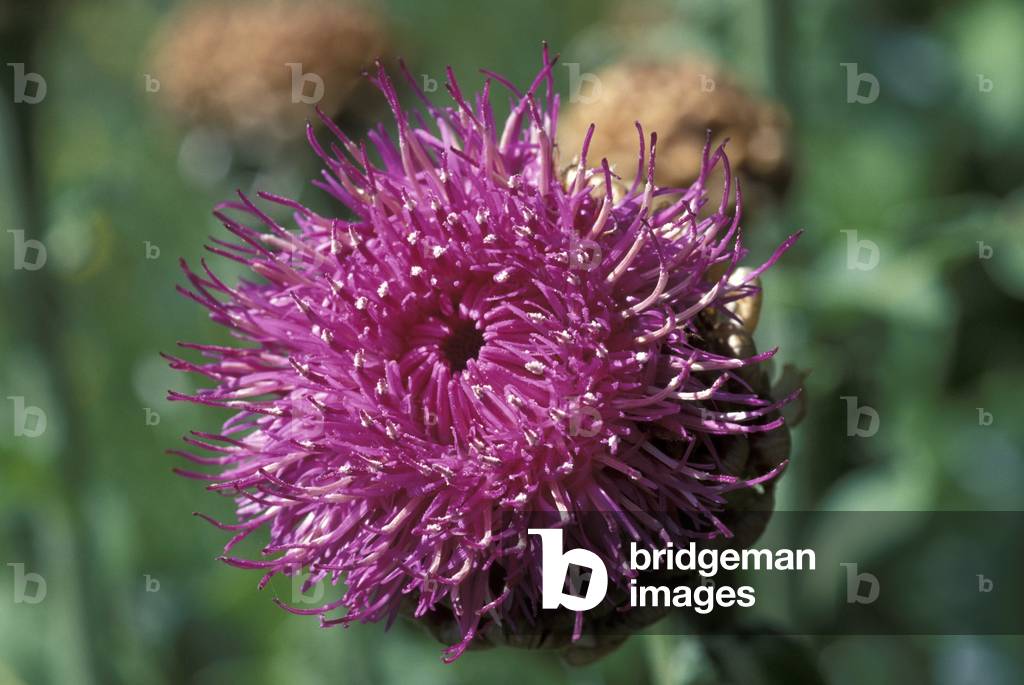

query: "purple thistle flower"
left=168, top=47, right=800, bottom=661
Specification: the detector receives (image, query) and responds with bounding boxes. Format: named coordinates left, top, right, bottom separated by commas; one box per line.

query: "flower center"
left=440, top=318, right=485, bottom=372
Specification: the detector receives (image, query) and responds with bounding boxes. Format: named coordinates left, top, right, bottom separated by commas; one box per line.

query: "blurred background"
left=1, top=0, right=1022, bottom=683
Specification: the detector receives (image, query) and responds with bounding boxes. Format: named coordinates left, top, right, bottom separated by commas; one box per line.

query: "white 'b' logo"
left=529, top=528, right=608, bottom=611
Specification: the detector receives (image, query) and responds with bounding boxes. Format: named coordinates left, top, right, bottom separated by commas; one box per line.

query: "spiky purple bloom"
left=169, top=48, right=799, bottom=661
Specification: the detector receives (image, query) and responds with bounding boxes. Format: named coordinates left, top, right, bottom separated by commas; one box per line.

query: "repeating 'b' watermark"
left=286, top=63, right=324, bottom=105
left=8, top=230, right=47, bottom=270
left=841, top=230, right=879, bottom=271
left=841, top=562, right=879, bottom=604
left=841, top=63, right=879, bottom=104
left=841, top=396, right=878, bottom=438
left=561, top=396, right=602, bottom=437
left=8, top=563, right=47, bottom=604
left=277, top=564, right=324, bottom=605
left=8, top=396, right=47, bottom=438
left=567, top=232, right=603, bottom=272
left=7, top=63, right=47, bottom=104
left=564, top=63, right=602, bottom=104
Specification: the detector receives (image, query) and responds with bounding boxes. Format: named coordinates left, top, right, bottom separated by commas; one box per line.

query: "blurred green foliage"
left=0, top=0, right=1022, bottom=683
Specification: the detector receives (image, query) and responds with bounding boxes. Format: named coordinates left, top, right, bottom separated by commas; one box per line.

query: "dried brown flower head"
left=559, top=60, right=791, bottom=196
left=148, top=0, right=386, bottom=140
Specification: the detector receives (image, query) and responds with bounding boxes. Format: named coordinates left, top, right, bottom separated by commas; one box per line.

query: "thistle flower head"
left=169, top=47, right=799, bottom=661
